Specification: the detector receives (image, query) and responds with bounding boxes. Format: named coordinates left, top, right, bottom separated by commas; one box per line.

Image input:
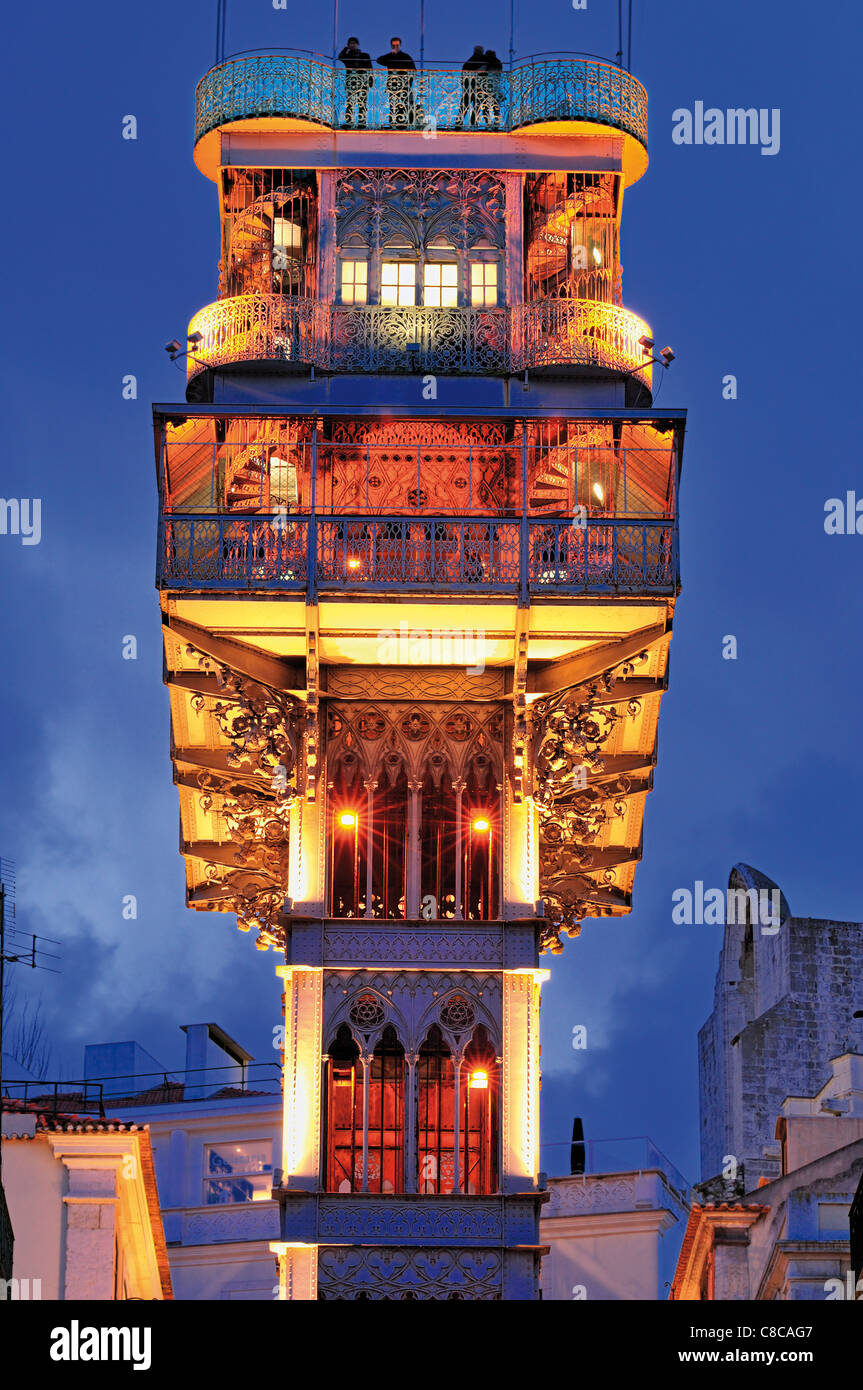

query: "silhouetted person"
left=338, top=37, right=373, bottom=127
left=478, top=49, right=503, bottom=128
left=458, top=46, right=486, bottom=128
left=377, top=37, right=417, bottom=126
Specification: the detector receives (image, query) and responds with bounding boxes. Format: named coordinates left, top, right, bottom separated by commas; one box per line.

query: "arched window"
left=463, top=752, right=500, bottom=920
left=325, top=1021, right=405, bottom=1193
left=371, top=755, right=407, bottom=918
left=417, top=1025, right=455, bottom=1193
left=416, top=1023, right=499, bottom=1195
left=421, top=755, right=457, bottom=919
left=326, top=1023, right=361, bottom=1191
left=461, top=1026, right=499, bottom=1194
left=330, top=753, right=366, bottom=917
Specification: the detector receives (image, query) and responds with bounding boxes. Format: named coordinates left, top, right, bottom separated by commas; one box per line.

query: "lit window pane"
left=424, top=262, right=458, bottom=307
left=470, top=262, right=497, bottom=307
left=203, top=1141, right=273, bottom=1204
left=341, top=260, right=367, bottom=305
left=382, top=261, right=415, bottom=306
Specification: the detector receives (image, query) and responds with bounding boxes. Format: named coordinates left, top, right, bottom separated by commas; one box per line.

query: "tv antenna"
left=0, top=860, right=63, bottom=1188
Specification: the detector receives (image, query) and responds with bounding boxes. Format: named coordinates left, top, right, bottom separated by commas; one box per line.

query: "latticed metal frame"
left=158, top=514, right=676, bottom=595
left=194, top=56, right=647, bottom=146
left=186, top=295, right=653, bottom=387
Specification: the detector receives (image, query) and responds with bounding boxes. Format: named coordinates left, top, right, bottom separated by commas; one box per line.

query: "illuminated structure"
left=154, top=54, right=684, bottom=1299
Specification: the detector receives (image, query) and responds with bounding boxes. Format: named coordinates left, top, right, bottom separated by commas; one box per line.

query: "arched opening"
left=416, top=1023, right=499, bottom=1194
left=371, top=755, right=407, bottom=918
left=417, top=1025, right=455, bottom=1193
left=421, top=754, right=457, bottom=919
left=325, top=1023, right=361, bottom=1191
left=329, top=751, right=366, bottom=917
left=463, top=752, right=500, bottom=920
left=324, top=1020, right=405, bottom=1193
left=462, top=1025, right=499, bottom=1194
left=368, top=1024, right=405, bottom=1192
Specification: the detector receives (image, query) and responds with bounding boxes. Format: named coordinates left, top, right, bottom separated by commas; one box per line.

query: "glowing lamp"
left=338, top=811, right=358, bottom=829
left=471, top=817, right=490, bottom=833
left=347, top=557, right=361, bottom=571
left=592, top=246, right=602, bottom=265
left=469, top=1070, right=489, bottom=1090
left=592, top=483, right=604, bottom=502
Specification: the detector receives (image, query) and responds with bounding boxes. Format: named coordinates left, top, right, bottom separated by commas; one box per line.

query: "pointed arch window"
left=463, top=753, right=501, bottom=921
left=416, top=1023, right=499, bottom=1195
left=417, top=1025, right=456, bottom=1193
left=462, top=1026, right=499, bottom=1194
left=371, top=755, right=407, bottom=918
left=421, top=755, right=457, bottom=919
left=330, top=753, right=366, bottom=918
left=325, top=1022, right=405, bottom=1193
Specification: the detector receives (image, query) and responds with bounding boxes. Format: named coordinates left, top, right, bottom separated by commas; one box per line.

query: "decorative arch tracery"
left=326, top=703, right=503, bottom=920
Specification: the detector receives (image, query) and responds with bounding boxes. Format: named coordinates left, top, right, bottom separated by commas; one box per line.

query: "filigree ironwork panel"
left=185, top=294, right=653, bottom=386
left=326, top=700, right=502, bottom=785
left=187, top=295, right=320, bottom=371
left=317, top=1246, right=503, bottom=1299
left=160, top=516, right=308, bottom=589
left=316, top=1200, right=502, bottom=1243
left=195, top=57, right=647, bottom=144
left=316, top=518, right=520, bottom=590
left=328, top=306, right=506, bottom=374
left=321, top=417, right=513, bottom=516
left=335, top=168, right=505, bottom=251
left=529, top=656, right=649, bottom=952
left=321, top=928, right=504, bottom=967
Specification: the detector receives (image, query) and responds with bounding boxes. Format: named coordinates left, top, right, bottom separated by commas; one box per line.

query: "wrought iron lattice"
left=349, top=994, right=387, bottom=1029
left=335, top=168, right=505, bottom=253
left=439, top=995, right=476, bottom=1032
left=195, top=57, right=647, bottom=145
left=316, top=518, right=521, bottom=589
left=530, top=661, right=648, bottom=953
left=186, top=296, right=651, bottom=386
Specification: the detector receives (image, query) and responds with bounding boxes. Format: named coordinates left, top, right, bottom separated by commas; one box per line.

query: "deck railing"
left=158, top=514, right=677, bottom=597
left=195, top=56, right=647, bottom=145
left=187, top=296, right=652, bottom=388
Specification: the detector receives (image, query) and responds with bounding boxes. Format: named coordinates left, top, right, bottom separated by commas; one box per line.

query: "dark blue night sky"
left=1, top=0, right=859, bottom=1184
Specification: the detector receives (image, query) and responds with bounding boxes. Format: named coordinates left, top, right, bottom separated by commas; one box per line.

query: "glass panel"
left=381, top=261, right=416, bottom=306
left=424, top=262, right=458, bottom=307
left=470, top=262, right=497, bottom=307
left=203, top=1140, right=273, bottom=1204
left=341, top=259, right=368, bottom=306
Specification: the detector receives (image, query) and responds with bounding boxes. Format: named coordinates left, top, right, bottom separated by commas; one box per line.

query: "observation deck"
left=185, top=297, right=653, bottom=394
left=190, top=53, right=644, bottom=186
left=195, top=55, right=646, bottom=151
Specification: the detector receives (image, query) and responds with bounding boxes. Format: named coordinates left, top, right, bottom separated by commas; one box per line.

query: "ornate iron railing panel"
left=327, top=306, right=507, bottom=374
left=528, top=519, right=675, bottom=593
left=186, top=296, right=650, bottom=385
left=158, top=515, right=676, bottom=594
left=160, top=515, right=308, bottom=589
left=194, top=57, right=647, bottom=145
left=187, top=295, right=319, bottom=370
left=316, top=517, right=522, bottom=591
left=514, top=300, right=652, bottom=388
left=508, top=59, right=647, bottom=142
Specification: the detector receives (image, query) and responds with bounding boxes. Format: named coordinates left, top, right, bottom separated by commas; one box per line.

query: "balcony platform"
left=194, top=56, right=648, bottom=184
